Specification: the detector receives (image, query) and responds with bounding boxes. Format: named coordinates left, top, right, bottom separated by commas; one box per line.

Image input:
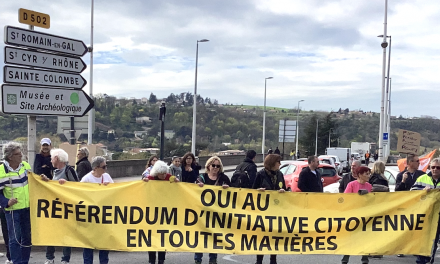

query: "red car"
left=280, top=161, right=341, bottom=192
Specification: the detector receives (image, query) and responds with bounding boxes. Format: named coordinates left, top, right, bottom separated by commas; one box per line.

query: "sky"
left=1, top=0, right=439, bottom=118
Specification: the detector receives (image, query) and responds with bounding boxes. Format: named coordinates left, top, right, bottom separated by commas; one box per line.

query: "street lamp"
left=295, top=100, right=304, bottom=159
left=379, top=34, right=392, bottom=158
left=262, top=77, right=273, bottom=161
left=191, top=39, right=209, bottom=155
left=377, top=0, right=389, bottom=162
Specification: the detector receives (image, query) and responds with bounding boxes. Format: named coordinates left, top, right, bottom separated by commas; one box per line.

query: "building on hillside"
left=136, top=117, right=152, bottom=124
left=134, top=130, right=150, bottom=139
left=157, top=130, right=175, bottom=139
left=141, top=97, right=148, bottom=104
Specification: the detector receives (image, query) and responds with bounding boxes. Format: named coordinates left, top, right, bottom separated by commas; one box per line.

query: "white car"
left=319, top=155, right=343, bottom=175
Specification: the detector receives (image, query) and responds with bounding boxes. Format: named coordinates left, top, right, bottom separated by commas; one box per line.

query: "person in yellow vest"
left=0, top=142, right=32, bottom=264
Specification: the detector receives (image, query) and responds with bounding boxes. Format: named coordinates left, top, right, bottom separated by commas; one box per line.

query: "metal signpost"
left=1, top=9, right=92, bottom=163
left=278, top=120, right=296, bottom=158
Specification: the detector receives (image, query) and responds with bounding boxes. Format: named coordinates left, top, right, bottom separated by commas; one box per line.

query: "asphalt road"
left=5, top=248, right=431, bottom=264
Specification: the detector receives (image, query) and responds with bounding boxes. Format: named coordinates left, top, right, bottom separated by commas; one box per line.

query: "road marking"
left=223, top=255, right=251, bottom=264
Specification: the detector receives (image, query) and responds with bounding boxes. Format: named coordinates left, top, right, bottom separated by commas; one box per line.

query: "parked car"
left=318, top=155, right=343, bottom=175
left=280, top=161, right=341, bottom=192
left=351, top=152, right=361, bottom=160
left=323, top=165, right=398, bottom=193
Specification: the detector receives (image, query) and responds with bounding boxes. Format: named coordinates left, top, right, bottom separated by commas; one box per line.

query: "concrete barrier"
left=107, top=154, right=267, bottom=178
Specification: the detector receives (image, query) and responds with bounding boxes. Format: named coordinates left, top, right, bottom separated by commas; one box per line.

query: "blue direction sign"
left=4, top=26, right=88, bottom=57
left=383, top=132, right=389, bottom=141
left=4, top=46, right=87, bottom=73
left=1, top=84, right=94, bottom=117
left=4, top=66, right=86, bottom=89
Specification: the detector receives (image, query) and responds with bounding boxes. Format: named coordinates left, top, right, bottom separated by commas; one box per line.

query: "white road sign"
left=4, top=46, right=87, bottom=73
left=1, top=84, right=94, bottom=117
left=4, top=26, right=88, bottom=57
left=4, top=66, right=86, bottom=89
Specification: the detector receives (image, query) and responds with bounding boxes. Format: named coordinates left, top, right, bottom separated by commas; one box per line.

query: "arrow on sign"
left=1, top=84, right=94, bottom=117
left=4, top=46, right=87, bottom=73
left=4, top=26, right=88, bottom=57
left=4, top=66, right=87, bottom=89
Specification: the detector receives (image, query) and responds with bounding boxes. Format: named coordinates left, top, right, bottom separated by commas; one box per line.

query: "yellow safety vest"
left=0, top=161, right=31, bottom=211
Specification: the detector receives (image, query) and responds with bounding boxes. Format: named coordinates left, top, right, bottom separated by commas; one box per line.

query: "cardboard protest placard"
left=397, top=129, right=421, bottom=154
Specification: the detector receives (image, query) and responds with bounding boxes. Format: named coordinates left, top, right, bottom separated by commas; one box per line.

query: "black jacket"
left=235, top=158, right=258, bottom=188
left=34, top=153, right=54, bottom=179
left=181, top=164, right=201, bottom=183
left=298, top=166, right=323, bottom=192
left=76, top=157, right=92, bottom=180
left=198, top=172, right=231, bottom=186
left=369, top=173, right=389, bottom=187
left=253, top=169, right=286, bottom=191
left=395, top=169, right=425, bottom=191
left=339, top=172, right=356, bottom=193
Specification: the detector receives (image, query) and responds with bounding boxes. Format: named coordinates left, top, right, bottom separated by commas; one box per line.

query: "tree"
left=149, top=93, right=157, bottom=104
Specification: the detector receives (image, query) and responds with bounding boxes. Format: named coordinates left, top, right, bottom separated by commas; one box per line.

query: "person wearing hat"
left=34, top=138, right=54, bottom=179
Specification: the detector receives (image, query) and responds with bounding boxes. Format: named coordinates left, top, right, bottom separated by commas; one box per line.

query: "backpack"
left=231, top=163, right=252, bottom=188
left=65, top=165, right=79, bottom=182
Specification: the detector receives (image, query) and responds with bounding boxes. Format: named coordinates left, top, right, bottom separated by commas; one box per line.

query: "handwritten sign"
left=397, top=129, right=421, bottom=154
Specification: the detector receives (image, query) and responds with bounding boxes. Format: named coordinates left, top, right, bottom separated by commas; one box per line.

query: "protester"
left=395, top=154, right=425, bottom=191
left=342, top=166, right=372, bottom=264
left=339, top=160, right=361, bottom=193
left=267, top=148, right=273, bottom=155
left=41, top=148, right=78, bottom=264
left=297, top=156, right=323, bottom=192
left=234, top=150, right=258, bottom=188
left=76, top=147, right=92, bottom=180
left=252, top=154, right=286, bottom=264
left=74, top=156, right=112, bottom=264
left=143, top=160, right=179, bottom=264
left=374, top=151, right=379, bottom=161
left=142, top=156, right=158, bottom=179
left=365, top=151, right=370, bottom=166
left=168, top=156, right=182, bottom=181
left=369, top=161, right=389, bottom=192
left=195, top=156, right=230, bottom=264
left=181, top=152, right=201, bottom=183
left=411, top=158, right=440, bottom=263
left=297, top=150, right=301, bottom=159
left=0, top=142, right=32, bottom=264
left=274, top=147, right=280, bottom=155
left=34, top=137, right=54, bottom=179
left=290, top=149, right=295, bottom=160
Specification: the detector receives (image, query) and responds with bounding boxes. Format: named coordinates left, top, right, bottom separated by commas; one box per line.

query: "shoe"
left=158, top=261, right=164, bottom=264
left=44, top=260, right=54, bottom=264
left=209, top=261, right=217, bottom=264
left=397, top=254, right=404, bottom=257
left=195, top=261, right=201, bottom=264
left=5, top=260, right=13, bottom=264
left=61, top=261, right=69, bottom=264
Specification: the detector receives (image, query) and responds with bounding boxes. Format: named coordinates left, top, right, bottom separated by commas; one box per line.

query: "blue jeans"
left=194, top=253, right=217, bottom=262
left=5, top=208, right=31, bottom=264
left=83, top=248, right=109, bottom=264
left=46, top=246, right=72, bottom=262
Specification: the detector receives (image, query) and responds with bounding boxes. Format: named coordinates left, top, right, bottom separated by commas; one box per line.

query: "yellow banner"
left=29, top=172, right=440, bottom=255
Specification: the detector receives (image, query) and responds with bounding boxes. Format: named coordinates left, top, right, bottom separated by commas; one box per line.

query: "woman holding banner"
left=143, top=160, right=179, bottom=264
left=195, top=156, right=230, bottom=264
left=252, top=154, right=286, bottom=264
left=341, top=166, right=372, bottom=264
left=80, top=156, right=113, bottom=264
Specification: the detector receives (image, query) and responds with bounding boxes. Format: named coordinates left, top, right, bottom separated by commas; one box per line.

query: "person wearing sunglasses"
left=195, top=156, right=230, bottom=264
left=395, top=154, right=425, bottom=191
left=411, top=158, right=440, bottom=264
left=76, top=156, right=113, bottom=264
